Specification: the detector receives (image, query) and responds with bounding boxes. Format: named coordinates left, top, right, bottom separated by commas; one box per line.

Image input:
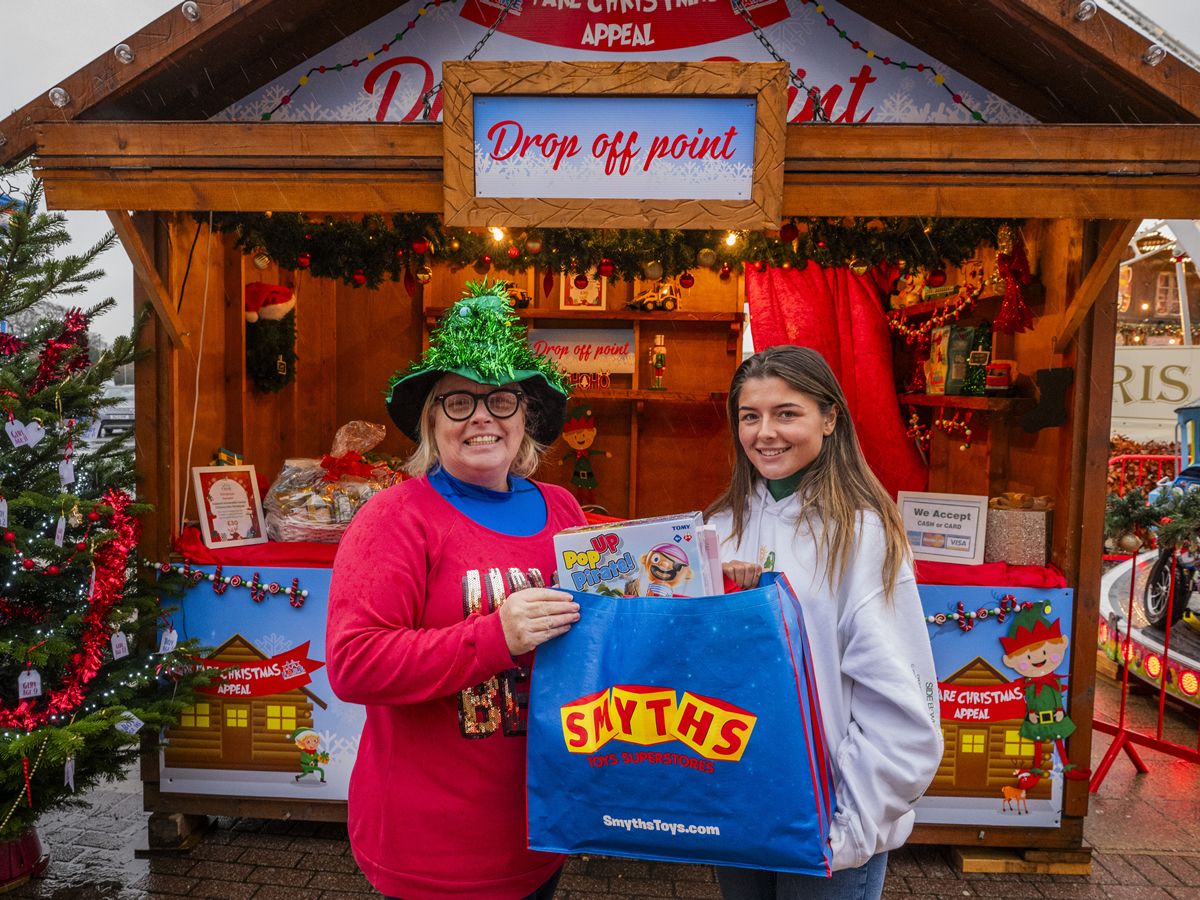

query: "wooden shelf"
left=895, top=282, right=1044, bottom=319
left=899, top=393, right=1030, bottom=412
left=579, top=388, right=729, bottom=403
left=425, top=306, right=742, bottom=324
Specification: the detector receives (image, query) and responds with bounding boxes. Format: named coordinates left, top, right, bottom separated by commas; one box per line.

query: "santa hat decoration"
left=999, top=607, right=1063, bottom=655
left=245, top=282, right=296, bottom=324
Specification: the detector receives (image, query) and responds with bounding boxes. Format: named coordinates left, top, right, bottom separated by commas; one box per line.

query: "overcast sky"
left=2, top=0, right=1197, bottom=343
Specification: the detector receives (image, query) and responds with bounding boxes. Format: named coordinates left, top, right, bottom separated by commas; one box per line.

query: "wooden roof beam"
left=0, top=1, right=262, bottom=167
left=1055, top=219, right=1139, bottom=352
left=106, top=210, right=190, bottom=350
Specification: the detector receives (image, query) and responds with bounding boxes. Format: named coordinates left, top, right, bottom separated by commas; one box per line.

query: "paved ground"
left=9, top=670, right=1200, bottom=899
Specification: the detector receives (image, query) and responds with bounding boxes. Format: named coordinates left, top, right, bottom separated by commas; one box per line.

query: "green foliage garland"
left=205, top=213, right=1016, bottom=289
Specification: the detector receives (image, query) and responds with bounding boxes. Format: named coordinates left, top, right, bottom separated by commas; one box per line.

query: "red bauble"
left=352, top=269, right=367, bottom=286
left=1161, top=516, right=1173, bottom=525
left=719, top=263, right=732, bottom=281
left=411, top=236, right=430, bottom=255
left=779, top=221, right=799, bottom=243
left=817, top=240, right=827, bottom=248
left=507, top=245, right=521, bottom=259
left=574, top=273, right=589, bottom=290
left=543, top=270, right=555, bottom=296
left=297, top=251, right=312, bottom=269
left=87, top=511, right=100, bottom=522
left=3, top=531, right=13, bottom=543
left=679, top=271, right=695, bottom=289
left=482, top=255, right=492, bottom=266
left=47, top=566, right=59, bottom=576
left=395, top=247, right=406, bottom=260
left=597, top=258, right=615, bottom=278
left=21, top=559, right=34, bottom=570
left=76, top=542, right=87, bottom=552
left=926, top=269, right=947, bottom=287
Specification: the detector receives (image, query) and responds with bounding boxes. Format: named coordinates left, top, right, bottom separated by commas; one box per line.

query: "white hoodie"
left=708, top=481, right=942, bottom=871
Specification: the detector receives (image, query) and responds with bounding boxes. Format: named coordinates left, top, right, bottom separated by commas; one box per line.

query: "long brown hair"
left=705, top=345, right=910, bottom=599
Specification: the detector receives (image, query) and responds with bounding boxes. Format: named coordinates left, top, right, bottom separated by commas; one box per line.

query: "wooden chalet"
left=928, top=657, right=1051, bottom=801
left=164, top=634, right=327, bottom=772
left=4, top=0, right=1200, bottom=860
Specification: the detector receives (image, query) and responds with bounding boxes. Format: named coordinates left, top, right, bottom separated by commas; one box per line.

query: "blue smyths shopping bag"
left=527, top=573, right=835, bottom=875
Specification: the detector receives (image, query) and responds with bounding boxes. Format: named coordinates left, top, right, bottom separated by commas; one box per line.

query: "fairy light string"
left=261, top=0, right=457, bottom=122
left=795, top=0, right=986, bottom=122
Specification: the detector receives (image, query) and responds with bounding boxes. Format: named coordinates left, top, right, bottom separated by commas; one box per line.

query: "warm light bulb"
left=725, top=232, right=738, bottom=247
left=1140, top=302, right=1150, bottom=311
left=490, top=227, right=505, bottom=242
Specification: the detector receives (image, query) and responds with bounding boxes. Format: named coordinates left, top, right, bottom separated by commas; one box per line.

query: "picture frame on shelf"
left=560, top=269, right=607, bottom=311
left=192, top=465, right=268, bottom=549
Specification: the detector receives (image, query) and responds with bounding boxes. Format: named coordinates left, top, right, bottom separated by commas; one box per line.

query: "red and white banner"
left=195, top=641, right=326, bottom=698
left=938, top=681, right=1026, bottom=723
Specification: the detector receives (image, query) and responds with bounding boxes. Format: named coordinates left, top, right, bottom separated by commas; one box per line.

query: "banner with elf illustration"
left=158, top=565, right=365, bottom=800
left=914, top=585, right=1079, bottom=829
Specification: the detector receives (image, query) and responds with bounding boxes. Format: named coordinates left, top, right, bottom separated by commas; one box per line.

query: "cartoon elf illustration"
left=999, top=606, right=1091, bottom=787
left=291, top=726, right=329, bottom=783
left=559, top=407, right=610, bottom=506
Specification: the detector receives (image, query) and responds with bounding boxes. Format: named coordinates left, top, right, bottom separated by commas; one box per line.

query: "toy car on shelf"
left=498, top=281, right=532, bottom=309
left=628, top=281, right=681, bottom=312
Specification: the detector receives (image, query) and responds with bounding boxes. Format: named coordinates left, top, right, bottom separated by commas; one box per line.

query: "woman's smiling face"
left=736, top=376, right=837, bottom=481
left=431, top=373, right=526, bottom=491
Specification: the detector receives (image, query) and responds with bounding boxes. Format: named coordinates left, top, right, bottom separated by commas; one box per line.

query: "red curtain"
left=745, top=264, right=928, bottom=497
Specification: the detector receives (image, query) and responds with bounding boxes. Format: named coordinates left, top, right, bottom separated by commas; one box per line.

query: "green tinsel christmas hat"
left=386, top=279, right=570, bottom=445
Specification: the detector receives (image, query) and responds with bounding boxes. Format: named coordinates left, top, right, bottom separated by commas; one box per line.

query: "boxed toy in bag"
left=554, top=512, right=713, bottom=597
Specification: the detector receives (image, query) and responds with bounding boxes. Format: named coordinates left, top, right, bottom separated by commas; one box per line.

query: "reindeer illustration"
left=998, top=768, right=1036, bottom=816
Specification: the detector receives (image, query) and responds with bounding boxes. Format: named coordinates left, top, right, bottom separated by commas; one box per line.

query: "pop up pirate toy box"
left=554, top=513, right=714, bottom=598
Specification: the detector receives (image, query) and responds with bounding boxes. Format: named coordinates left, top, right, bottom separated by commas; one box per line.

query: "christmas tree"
left=0, top=167, right=204, bottom=850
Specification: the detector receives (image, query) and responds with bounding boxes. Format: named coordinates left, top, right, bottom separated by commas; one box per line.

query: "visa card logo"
left=560, top=685, right=757, bottom=762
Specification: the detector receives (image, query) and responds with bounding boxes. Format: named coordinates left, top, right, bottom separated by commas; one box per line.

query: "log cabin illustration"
left=927, top=657, right=1051, bottom=801
left=165, top=634, right=328, bottom=771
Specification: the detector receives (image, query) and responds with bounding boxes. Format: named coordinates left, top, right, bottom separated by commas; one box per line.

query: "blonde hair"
left=704, top=345, right=911, bottom=599
left=402, top=381, right=546, bottom=479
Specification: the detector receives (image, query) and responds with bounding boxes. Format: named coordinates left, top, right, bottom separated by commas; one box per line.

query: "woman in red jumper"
left=327, top=285, right=586, bottom=900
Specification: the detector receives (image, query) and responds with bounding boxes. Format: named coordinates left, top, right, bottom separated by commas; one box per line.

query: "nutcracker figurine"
left=648, top=334, right=667, bottom=390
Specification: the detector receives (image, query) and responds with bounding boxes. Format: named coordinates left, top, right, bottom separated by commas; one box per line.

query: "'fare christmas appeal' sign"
left=474, top=96, right=756, bottom=200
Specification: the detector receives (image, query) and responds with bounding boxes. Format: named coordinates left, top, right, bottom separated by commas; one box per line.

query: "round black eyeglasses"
left=434, top=389, right=525, bottom=421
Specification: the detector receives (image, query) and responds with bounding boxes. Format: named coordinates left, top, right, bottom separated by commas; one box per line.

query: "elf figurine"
left=999, top=607, right=1091, bottom=787
left=291, top=726, right=329, bottom=783
left=560, top=407, right=610, bottom=506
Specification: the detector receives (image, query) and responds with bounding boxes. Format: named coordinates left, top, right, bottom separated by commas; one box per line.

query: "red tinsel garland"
left=0, top=488, right=139, bottom=731
left=30, top=309, right=90, bottom=396
left=0, top=334, right=26, bottom=357
left=993, top=237, right=1034, bottom=334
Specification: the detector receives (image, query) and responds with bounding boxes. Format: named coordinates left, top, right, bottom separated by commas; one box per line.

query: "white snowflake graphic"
left=255, top=632, right=294, bottom=657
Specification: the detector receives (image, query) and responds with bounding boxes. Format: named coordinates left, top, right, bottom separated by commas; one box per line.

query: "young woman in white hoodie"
left=706, top=345, right=942, bottom=900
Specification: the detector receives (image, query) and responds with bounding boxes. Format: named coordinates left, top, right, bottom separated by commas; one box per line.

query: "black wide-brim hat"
left=385, top=289, right=570, bottom=446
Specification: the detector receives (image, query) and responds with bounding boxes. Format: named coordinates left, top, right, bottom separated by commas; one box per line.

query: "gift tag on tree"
left=115, top=711, right=145, bottom=735
left=111, top=631, right=130, bottom=660
left=64, top=756, right=75, bottom=792
left=0, top=497, right=7, bottom=528
left=158, top=627, right=178, bottom=654
left=18, top=668, right=42, bottom=699
left=54, top=515, right=66, bottom=547
left=5, top=420, right=29, bottom=447
left=58, top=459, right=75, bottom=487
left=24, top=420, right=46, bottom=446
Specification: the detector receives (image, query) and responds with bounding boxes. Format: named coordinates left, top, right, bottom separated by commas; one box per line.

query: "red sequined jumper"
left=327, top=476, right=585, bottom=900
